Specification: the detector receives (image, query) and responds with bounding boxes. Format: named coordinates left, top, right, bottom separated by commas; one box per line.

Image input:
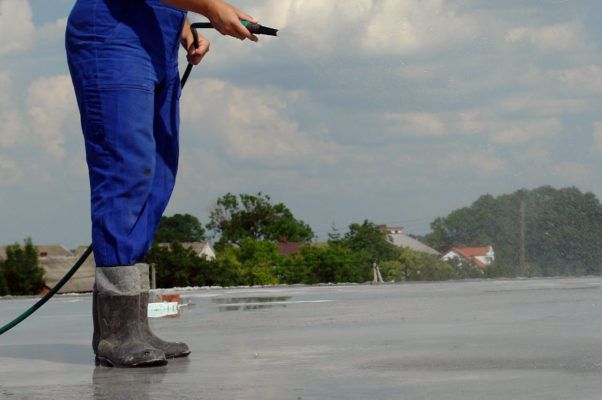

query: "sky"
left=1, top=0, right=602, bottom=247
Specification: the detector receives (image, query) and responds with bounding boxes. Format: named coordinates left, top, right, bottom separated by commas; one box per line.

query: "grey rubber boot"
left=92, top=285, right=99, bottom=354
left=95, top=266, right=167, bottom=367
left=137, top=263, right=191, bottom=358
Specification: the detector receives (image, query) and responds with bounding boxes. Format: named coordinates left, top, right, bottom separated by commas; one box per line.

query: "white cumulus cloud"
left=0, top=71, right=24, bottom=148
left=0, top=0, right=34, bottom=56
left=383, top=109, right=562, bottom=145
left=0, top=155, right=20, bottom=187
left=506, top=22, right=585, bottom=52
left=362, top=0, right=476, bottom=55
left=181, top=79, right=340, bottom=165
left=439, top=148, right=506, bottom=176
left=26, top=75, right=78, bottom=159
left=244, top=0, right=475, bottom=56
left=592, top=122, right=602, bottom=155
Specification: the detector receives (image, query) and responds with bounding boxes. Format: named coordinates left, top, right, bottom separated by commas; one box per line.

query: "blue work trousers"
left=66, top=0, right=187, bottom=266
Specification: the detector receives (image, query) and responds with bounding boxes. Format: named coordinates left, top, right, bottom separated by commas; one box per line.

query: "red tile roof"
left=277, top=242, right=304, bottom=257
left=450, top=246, right=493, bottom=269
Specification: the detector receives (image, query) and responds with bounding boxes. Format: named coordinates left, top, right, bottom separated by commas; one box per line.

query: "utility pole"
left=518, top=199, right=526, bottom=276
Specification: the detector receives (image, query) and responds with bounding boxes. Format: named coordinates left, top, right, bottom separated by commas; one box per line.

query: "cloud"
left=550, top=65, right=602, bottom=93
left=0, top=0, right=34, bottom=56
left=243, top=0, right=476, bottom=56
left=592, top=122, right=602, bottom=155
left=552, top=162, right=593, bottom=185
left=490, top=118, right=562, bottom=145
left=506, top=22, right=585, bottom=52
left=362, top=0, right=476, bottom=55
left=26, top=75, right=78, bottom=158
left=439, top=148, right=506, bottom=176
left=498, top=96, right=589, bottom=116
left=0, top=71, right=24, bottom=148
left=383, top=109, right=562, bottom=144
left=522, top=65, right=602, bottom=93
left=180, top=78, right=341, bottom=165
left=384, top=112, right=447, bottom=136
left=0, top=155, right=20, bottom=187
left=38, top=17, right=68, bottom=43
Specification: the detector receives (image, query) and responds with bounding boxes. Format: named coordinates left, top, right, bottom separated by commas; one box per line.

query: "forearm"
left=161, top=0, right=213, bottom=15
left=162, top=0, right=257, bottom=41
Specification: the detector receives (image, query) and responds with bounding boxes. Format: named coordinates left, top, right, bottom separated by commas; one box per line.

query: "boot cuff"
left=95, top=266, right=141, bottom=296
left=136, top=263, right=151, bottom=292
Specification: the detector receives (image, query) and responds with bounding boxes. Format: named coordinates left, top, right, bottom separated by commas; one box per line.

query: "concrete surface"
left=2, top=278, right=602, bottom=399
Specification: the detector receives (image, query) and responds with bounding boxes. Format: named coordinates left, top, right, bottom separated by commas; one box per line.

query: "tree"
left=217, top=239, right=284, bottom=286
left=327, top=222, right=342, bottom=245
left=379, top=247, right=454, bottom=282
left=424, top=186, right=602, bottom=277
left=0, top=261, right=8, bottom=296
left=2, top=238, right=45, bottom=295
left=207, top=192, right=314, bottom=248
left=146, top=243, right=232, bottom=288
left=153, top=213, right=206, bottom=243
left=445, top=257, right=485, bottom=279
left=340, top=220, right=398, bottom=263
left=284, top=244, right=370, bottom=284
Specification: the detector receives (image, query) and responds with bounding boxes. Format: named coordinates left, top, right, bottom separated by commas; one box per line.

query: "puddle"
left=212, top=296, right=292, bottom=312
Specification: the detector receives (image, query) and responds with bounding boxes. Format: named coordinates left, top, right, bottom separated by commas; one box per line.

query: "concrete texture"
left=2, top=277, right=602, bottom=399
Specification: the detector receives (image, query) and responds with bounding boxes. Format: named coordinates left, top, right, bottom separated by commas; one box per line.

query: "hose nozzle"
left=190, top=21, right=279, bottom=37
left=242, top=21, right=278, bottom=36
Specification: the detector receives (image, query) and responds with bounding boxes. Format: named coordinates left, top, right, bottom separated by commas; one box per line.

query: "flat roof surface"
left=2, top=277, right=602, bottom=399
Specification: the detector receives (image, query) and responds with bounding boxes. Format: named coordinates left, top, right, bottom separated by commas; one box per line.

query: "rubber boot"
left=92, top=285, right=99, bottom=354
left=137, top=263, right=191, bottom=358
left=95, top=266, right=167, bottom=367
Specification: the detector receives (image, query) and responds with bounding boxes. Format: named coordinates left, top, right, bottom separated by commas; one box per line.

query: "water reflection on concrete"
left=212, top=296, right=292, bottom=312
left=0, top=344, right=91, bottom=365
left=92, top=358, right=189, bottom=400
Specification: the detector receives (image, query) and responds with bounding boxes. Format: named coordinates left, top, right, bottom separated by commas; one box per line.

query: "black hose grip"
left=191, top=25, right=200, bottom=49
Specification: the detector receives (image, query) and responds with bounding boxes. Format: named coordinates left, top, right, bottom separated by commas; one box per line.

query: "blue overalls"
left=66, top=0, right=187, bottom=266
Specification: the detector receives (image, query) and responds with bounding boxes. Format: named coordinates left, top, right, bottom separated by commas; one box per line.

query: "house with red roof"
left=441, top=245, right=495, bottom=269
left=277, top=242, right=305, bottom=257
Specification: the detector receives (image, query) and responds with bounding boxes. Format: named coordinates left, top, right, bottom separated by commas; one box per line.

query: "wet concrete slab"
left=2, top=278, right=602, bottom=399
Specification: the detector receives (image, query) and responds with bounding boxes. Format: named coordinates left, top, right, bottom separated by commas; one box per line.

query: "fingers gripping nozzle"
left=242, top=21, right=278, bottom=36
left=190, top=21, right=279, bottom=36
left=182, top=20, right=278, bottom=89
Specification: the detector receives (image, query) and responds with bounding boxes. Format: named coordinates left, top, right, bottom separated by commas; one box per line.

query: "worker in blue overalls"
left=66, top=0, right=258, bottom=367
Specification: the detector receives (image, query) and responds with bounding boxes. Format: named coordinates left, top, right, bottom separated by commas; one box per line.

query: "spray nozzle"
left=241, top=21, right=278, bottom=36
left=191, top=21, right=279, bottom=37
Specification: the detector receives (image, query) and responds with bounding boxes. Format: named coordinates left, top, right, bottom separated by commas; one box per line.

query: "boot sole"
left=95, top=356, right=168, bottom=368
left=166, top=350, right=191, bottom=359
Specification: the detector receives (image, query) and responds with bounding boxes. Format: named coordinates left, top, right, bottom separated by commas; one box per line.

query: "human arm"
left=162, top=0, right=258, bottom=41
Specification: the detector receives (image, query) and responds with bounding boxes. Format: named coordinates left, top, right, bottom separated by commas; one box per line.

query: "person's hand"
left=181, top=19, right=210, bottom=65
left=203, top=0, right=258, bottom=42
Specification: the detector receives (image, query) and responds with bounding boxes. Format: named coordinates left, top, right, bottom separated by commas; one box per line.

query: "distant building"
left=157, top=242, right=216, bottom=260
left=0, top=241, right=218, bottom=293
left=378, top=225, right=440, bottom=255
left=277, top=242, right=305, bottom=257
left=0, top=244, right=95, bottom=293
left=441, top=246, right=495, bottom=269
left=0, top=245, right=72, bottom=260
left=35, top=245, right=73, bottom=258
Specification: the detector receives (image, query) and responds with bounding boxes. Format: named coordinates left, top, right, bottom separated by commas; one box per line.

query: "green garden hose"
left=0, top=246, right=92, bottom=335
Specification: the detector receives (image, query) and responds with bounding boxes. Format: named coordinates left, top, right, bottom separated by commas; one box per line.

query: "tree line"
left=424, top=186, right=602, bottom=277
left=4, top=186, right=602, bottom=294
left=147, top=192, right=486, bottom=288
